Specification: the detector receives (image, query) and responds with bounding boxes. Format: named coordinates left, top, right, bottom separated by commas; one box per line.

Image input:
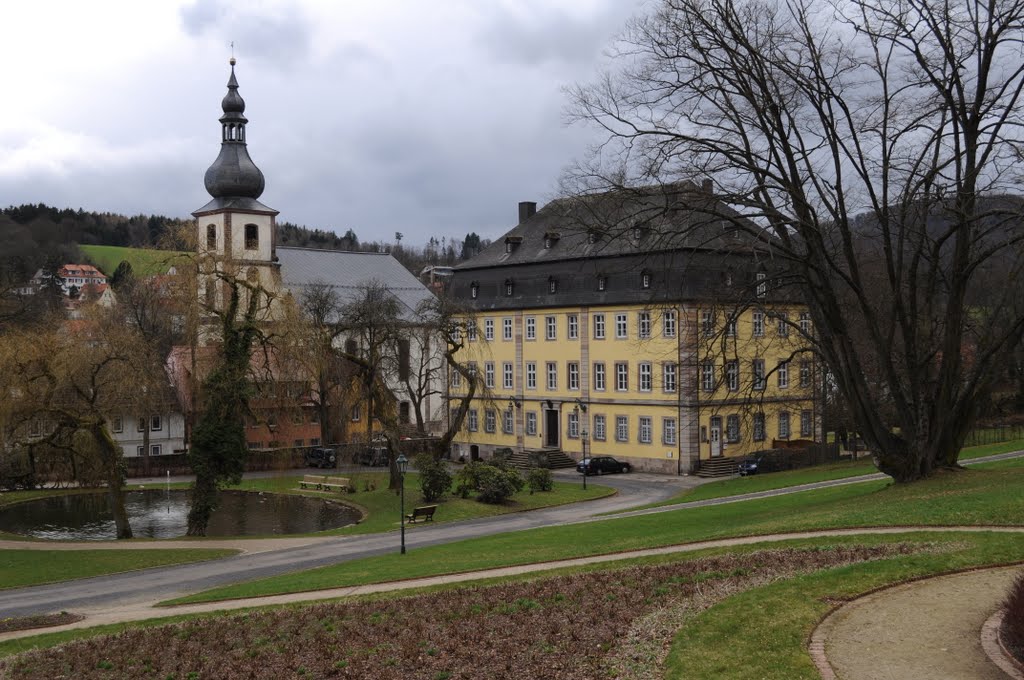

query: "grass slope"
left=168, top=465, right=1024, bottom=604
left=79, top=245, right=187, bottom=276
left=0, top=549, right=238, bottom=590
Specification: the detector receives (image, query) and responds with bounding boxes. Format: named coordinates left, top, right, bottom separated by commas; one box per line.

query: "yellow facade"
left=451, top=302, right=816, bottom=474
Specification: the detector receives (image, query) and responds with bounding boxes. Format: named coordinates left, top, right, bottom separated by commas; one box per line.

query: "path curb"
left=981, top=610, right=1024, bottom=679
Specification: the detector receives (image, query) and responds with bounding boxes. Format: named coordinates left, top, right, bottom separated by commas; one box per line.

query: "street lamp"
left=396, top=453, right=409, bottom=555
left=581, top=427, right=589, bottom=490
left=573, top=399, right=588, bottom=490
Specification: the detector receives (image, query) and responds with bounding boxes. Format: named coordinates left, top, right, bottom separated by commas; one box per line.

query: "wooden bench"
left=299, top=474, right=327, bottom=490
left=405, top=505, right=438, bottom=523
left=299, top=475, right=350, bottom=492
left=321, top=476, right=350, bottom=492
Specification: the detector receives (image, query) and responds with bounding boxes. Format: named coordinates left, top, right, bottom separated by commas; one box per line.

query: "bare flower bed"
left=1, top=545, right=918, bottom=680
left=0, top=613, right=82, bottom=635
left=1001, top=572, right=1024, bottom=664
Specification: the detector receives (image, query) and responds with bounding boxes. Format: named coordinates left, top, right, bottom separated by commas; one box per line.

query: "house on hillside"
left=447, top=187, right=820, bottom=474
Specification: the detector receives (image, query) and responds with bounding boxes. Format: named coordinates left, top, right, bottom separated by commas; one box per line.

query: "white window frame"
left=503, top=317, right=513, bottom=341
left=800, top=360, right=811, bottom=388
left=150, top=415, right=162, bottom=432
left=485, top=409, right=496, bottom=433
left=726, top=414, right=740, bottom=443
left=701, top=362, right=715, bottom=391
left=777, top=312, right=789, bottom=337
left=546, top=362, right=557, bottom=390
left=753, top=412, right=766, bottom=441
left=468, top=409, right=478, bottom=432
left=663, top=310, right=677, bottom=338
left=663, top=417, right=677, bottom=445
left=467, top=323, right=477, bottom=341
left=546, top=315, right=557, bottom=340
left=726, top=360, right=739, bottom=392
left=799, top=311, right=812, bottom=334
left=485, top=318, right=494, bottom=341
left=726, top=315, right=737, bottom=337
left=615, top=362, right=629, bottom=391
left=451, top=367, right=462, bottom=388
left=638, top=311, right=651, bottom=339
left=593, top=313, right=606, bottom=339
left=752, top=311, right=764, bottom=337
left=663, top=363, right=677, bottom=393
left=568, top=362, right=580, bottom=390
left=503, top=362, right=514, bottom=389
left=753, top=358, right=765, bottom=391
left=151, top=444, right=162, bottom=456
left=779, top=411, right=791, bottom=439
left=757, top=271, right=768, bottom=298
left=526, top=317, right=536, bottom=340
left=801, top=410, right=813, bottom=437
left=639, top=416, right=652, bottom=444
left=526, top=362, right=537, bottom=389
left=594, top=414, right=607, bottom=441
left=568, top=411, right=580, bottom=438
left=639, top=362, right=652, bottom=392
left=503, top=409, right=514, bottom=434
left=568, top=314, right=579, bottom=340
left=615, top=313, right=628, bottom=339
left=701, top=310, right=714, bottom=337
left=112, top=416, right=123, bottom=433
left=778, top=360, right=789, bottom=389
left=593, top=362, right=606, bottom=391
left=485, top=362, right=495, bottom=389
left=616, top=415, right=629, bottom=442
left=526, top=411, right=537, bottom=436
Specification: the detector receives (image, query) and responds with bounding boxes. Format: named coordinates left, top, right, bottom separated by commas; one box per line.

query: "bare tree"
left=567, top=0, right=1024, bottom=482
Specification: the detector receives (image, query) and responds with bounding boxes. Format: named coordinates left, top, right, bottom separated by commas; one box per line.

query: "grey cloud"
left=179, top=0, right=313, bottom=68
left=477, top=3, right=639, bottom=69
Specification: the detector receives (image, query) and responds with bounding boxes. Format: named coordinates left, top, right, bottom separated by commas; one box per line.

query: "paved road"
left=1, top=450, right=1019, bottom=620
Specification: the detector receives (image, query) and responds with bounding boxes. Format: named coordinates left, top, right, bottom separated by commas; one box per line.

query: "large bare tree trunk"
left=92, top=423, right=132, bottom=539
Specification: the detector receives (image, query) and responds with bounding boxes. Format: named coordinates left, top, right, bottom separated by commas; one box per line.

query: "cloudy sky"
left=0, top=0, right=644, bottom=246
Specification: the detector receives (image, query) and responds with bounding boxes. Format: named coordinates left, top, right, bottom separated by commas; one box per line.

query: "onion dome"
left=203, top=58, right=266, bottom=199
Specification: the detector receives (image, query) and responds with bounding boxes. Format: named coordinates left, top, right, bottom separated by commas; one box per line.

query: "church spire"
left=203, top=58, right=266, bottom=200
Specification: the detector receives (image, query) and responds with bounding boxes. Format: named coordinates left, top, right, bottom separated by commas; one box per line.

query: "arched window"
left=206, top=225, right=217, bottom=250
left=245, top=224, right=259, bottom=250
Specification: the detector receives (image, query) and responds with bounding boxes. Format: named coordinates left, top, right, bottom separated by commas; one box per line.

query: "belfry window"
left=206, top=225, right=217, bottom=250
left=245, top=224, right=259, bottom=250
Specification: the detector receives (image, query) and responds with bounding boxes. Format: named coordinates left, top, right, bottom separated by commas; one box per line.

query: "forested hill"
left=0, top=203, right=490, bottom=281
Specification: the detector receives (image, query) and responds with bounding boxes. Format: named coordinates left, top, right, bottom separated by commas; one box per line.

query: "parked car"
left=576, top=455, right=631, bottom=475
left=737, top=455, right=766, bottom=476
left=304, top=447, right=337, bottom=469
left=358, top=446, right=389, bottom=467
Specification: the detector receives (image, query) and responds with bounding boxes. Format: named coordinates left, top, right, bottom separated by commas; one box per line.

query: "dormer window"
left=548, top=277, right=557, bottom=294
left=756, top=271, right=767, bottom=298
left=543, top=231, right=560, bottom=249
left=587, top=230, right=600, bottom=245
left=505, top=242, right=513, bottom=254
left=505, top=279, right=514, bottom=296
left=544, top=237, right=553, bottom=249
left=641, top=270, right=651, bottom=289
left=597, top=275, right=607, bottom=291
left=632, top=227, right=642, bottom=241
left=504, top=236, right=522, bottom=254
left=470, top=282, right=479, bottom=299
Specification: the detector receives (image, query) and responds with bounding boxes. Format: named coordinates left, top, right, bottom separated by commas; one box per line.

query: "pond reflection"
left=0, top=490, right=360, bottom=540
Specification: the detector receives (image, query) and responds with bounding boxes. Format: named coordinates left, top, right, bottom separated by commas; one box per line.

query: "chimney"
left=518, top=201, right=537, bottom=224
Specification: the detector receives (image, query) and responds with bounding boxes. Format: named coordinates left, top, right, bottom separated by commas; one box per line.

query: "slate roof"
left=276, top=247, right=435, bottom=321
left=451, top=182, right=781, bottom=311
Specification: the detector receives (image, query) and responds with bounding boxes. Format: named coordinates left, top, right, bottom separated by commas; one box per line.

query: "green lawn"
left=625, top=437, right=1024, bottom=511
left=665, top=530, right=1024, bottom=679
left=165, top=465, right=1024, bottom=604
left=0, top=548, right=238, bottom=590
left=225, top=472, right=614, bottom=536
left=79, top=244, right=187, bottom=277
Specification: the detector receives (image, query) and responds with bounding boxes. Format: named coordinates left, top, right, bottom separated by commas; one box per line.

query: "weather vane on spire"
left=230, top=41, right=235, bottom=66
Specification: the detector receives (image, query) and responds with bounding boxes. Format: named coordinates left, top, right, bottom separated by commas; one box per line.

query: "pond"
left=0, top=490, right=361, bottom=540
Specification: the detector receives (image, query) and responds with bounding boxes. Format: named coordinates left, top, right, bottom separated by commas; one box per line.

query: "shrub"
left=1002, top=572, right=1024, bottom=662
left=526, top=467, right=553, bottom=494
left=475, top=465, right=524, bottom=504
left=415, top=454, right=452, bottom=503
left=454, top=461, right=484, bottom=498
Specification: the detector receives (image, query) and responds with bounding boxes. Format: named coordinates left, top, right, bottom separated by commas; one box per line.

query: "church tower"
left=193, top=58, right=280, bottom=302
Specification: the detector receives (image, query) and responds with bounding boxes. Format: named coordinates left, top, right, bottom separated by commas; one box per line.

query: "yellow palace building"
left=447, top=184, right=819, bottom=474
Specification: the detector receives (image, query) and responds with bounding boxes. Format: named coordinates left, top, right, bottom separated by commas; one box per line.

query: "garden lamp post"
left=397, top=453, right=408, bottom=555
left=581, top=427, right=588, bottom=491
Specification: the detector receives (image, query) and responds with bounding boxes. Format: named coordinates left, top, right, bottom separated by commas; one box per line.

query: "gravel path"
left=815, top=566, right=1023, bottom=679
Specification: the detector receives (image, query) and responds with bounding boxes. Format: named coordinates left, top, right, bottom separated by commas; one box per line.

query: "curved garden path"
left=812, top=565, right=1024, bottom=679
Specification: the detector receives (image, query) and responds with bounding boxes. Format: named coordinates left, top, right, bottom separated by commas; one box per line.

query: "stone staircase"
left=507, top=449, right=577, bottom=470
left=696, top=457, right=739, bottom=478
